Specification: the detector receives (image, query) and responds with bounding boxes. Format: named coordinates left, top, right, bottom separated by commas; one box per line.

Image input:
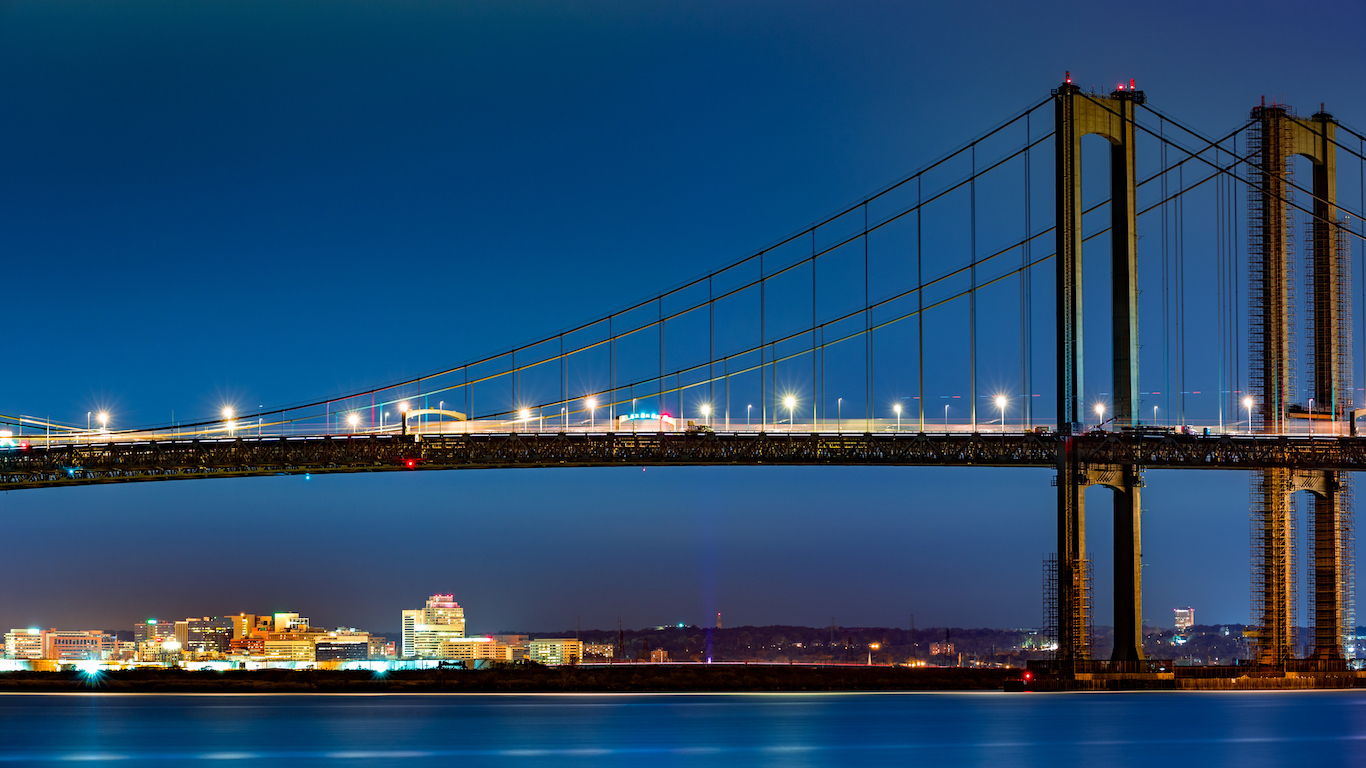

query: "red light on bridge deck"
left=1024, top=672, right=1032, bottom=680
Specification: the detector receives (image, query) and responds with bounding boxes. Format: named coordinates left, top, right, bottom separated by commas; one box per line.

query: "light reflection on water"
left=0, top=691, right=1363, bottom=766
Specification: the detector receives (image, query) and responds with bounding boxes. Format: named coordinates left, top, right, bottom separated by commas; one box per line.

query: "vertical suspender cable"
left=1218, top=147, right=1225, bottom=430
left=659, top=297, right=665, bottom=417
left=1179, top=163, right=1186, bottom=424
left=970, top=142, right=978, bottom=431
left=813, top=230, right=818, bottom=426
left=761, top=252, right=766, bottom=429
left=1022, top=112, right=1032, bottom=429
left=609, top=317, right=614, bottom=423
left=918, top=177, right=925, bottom=431
left=865, top=201, right=872, bottom=433
left=1162, top=119, right=1170, bottom=425
left=709, top=277, right=714, bottom=416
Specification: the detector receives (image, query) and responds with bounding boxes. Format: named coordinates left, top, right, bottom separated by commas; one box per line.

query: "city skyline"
left=2, top=0, right=1364, bottom=635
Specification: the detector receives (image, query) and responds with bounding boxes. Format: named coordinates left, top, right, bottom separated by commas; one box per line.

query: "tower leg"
left=1111, top=481, right=1144, bottom=662
left=1311, top=478, right=1344, bottom=660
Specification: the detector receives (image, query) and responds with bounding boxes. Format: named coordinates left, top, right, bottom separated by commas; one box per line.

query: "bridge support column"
left=1052, top=78, right=1142, bottom=667
left=1248, top=103, right=1348, bottom=667
left=1110, top=473, right=1144, bottom=662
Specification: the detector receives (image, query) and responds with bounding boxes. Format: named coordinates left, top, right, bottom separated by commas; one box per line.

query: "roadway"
left=3, top=429, right=1366, bottom=491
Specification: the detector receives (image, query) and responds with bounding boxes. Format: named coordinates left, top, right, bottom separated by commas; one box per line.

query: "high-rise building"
left=186, top=617, right=234, bottom=655
left=402, top=594, right=467, bottom=658
left=134, top=620, right=175, bottom=645
left=1174, top=607, right=1195, bottom=632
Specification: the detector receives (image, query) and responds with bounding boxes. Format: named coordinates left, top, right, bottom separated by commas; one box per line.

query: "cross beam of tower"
left=1052, top=79, right=1144, bottom=667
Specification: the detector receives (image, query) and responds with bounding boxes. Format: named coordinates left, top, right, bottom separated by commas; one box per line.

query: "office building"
left=315, top=642, right=368, bottom=661
left=1174, top=607, right=1195, bottom=632
left=186, top=617, right=234, bottom=654
left=134, top=620, right=176, bottom=645
left=4, top=629, right=43, bottom=659
left=403, top=594, right=467, bottom=658
left=528, top=638, right=583, bottom=666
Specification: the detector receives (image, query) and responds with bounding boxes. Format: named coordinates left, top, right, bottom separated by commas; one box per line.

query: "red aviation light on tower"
left=1130, top=78, right=1135, bottom=90
left=1065, top=71, right=1071, bottom=84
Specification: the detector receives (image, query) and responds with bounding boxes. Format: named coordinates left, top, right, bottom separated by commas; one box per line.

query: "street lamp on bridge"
left=893, top=403, right=901, bottom=432
left=1094, top=403, right=1105, bottom=430
left=783, top=396, right=796, bottom=432
left=994, top=395, right=1007, bottom=433
left=700, top=403, right=711, bottom=427
left=347, top=413, right=359, bottom=433
left=586, top=397, right=597, bottom=430
left=222, top=407, right=236, bottom=437
left=1243, top=396, right=1254, bottom=434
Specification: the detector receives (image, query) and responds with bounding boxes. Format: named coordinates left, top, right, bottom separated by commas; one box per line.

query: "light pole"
left=995, top=395, right=1007, bottom=433
left=223, top=407, right=235, bottom=437
left=399, top=402, right=410, bottom=436
left=1309, top=398, right=1314, bottom=437
left=944, top=404, right=949, bottom=430
left=700, top=403, right=711, bottom=427
left=1153, top=405, right=1158, bottom=427
left=894, top=403, right=901, bottom=432
left=347, top=413, right=359, bottom=434
left=1244, top=396, right=1253, bottom=435
left=747, top=404, right=752, bottom=430
left=519, top=408, right=530, bottom=432
left=783, top=396, right=795, bottom=432
left=561, top=406, right=567, bottom=432
left=586, top=397, right=597, bottom=430
left=868, top=642, right=880, bottom=666
left=1094, top=403, right=1105, bottom=431
left=837, top=397, right=842, bottom=433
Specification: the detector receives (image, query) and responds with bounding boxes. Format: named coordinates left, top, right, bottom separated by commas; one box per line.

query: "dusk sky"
left=2, top=0, right=1364, bottom=635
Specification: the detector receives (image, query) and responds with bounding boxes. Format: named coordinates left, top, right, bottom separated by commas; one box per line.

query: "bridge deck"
left=2, top=431, right=1365, bottom=491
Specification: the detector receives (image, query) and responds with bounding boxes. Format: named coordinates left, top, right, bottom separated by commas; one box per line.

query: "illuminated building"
left=650, top=648, right=670, bottom=663
left=1174, top=607, right=1195, bottom=632
left=186, top=617, right=233, bottom=654
left=368, top=636, right=394, bottom=659
left=273, top=613, right=310, bottom=632
left=528, top=638, right=583, bottom=666
left=230, top=637, right=264, bottom=656
left=230, top=614, right=273, bottom=640
left=4, top=628, right=43, bottom=659
left=583, top=643, right=614, bottom=659
left=931, top=641, right=955, bottom=656
left=42, top=630, right=108, bottom=660
left=435, top=637, right=511, bottom=661
left=316, top=641, right=368, bottom=661
left=134, top=620, right=176, bottom=645
left=402, top=595, right=467, bottom=658
left=263, top=639, right=315, bottom=661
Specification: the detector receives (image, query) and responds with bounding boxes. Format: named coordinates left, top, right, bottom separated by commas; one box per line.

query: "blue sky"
left=1, top=0, right=1363, bottom=633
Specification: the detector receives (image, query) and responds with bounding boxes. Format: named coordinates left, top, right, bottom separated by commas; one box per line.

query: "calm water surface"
left=1, top=691, right=1364, bottom=766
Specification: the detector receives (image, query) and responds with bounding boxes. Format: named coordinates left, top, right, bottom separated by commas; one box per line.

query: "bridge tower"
left=1246, top=102, right=1351, bottom=667
left=1052, top=78, right=1145, bottom=667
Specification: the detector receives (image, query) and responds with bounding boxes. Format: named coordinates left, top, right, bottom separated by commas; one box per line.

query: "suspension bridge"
left=4, top=77, right=1366, bottom=678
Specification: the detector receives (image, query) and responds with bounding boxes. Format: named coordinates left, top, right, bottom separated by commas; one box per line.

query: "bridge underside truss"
left=5, top=433, right=1366, bottom=491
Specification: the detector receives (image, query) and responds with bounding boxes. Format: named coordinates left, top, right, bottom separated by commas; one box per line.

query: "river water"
left=1, top=691, right=1363, bottom=766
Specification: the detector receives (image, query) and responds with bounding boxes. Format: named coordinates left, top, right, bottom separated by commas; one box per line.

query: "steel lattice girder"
left=3, top=432, right=1366, bottom=491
